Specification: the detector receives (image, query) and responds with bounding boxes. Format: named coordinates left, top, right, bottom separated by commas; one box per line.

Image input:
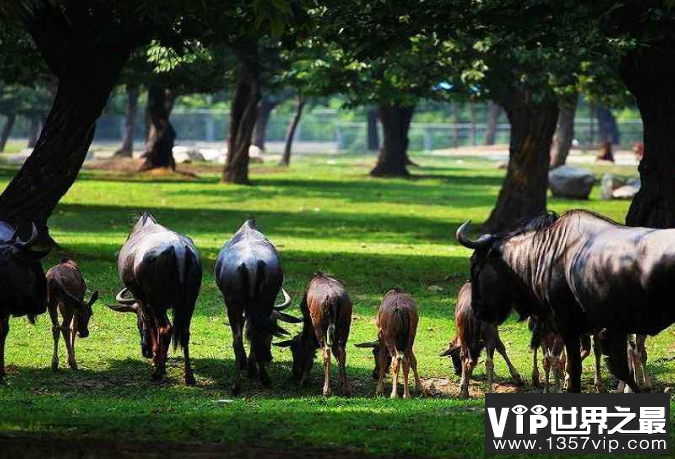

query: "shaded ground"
left=0, top=437, right=389, bottom=459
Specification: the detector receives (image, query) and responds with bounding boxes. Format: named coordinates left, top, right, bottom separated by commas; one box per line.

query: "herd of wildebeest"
left=0, top=208, right=672, bottom=398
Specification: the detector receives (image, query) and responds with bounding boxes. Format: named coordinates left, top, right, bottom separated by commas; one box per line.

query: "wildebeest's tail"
left=528, top=318, right=542, bottom=351
left=325, top=293, right=341, bottom=347
left=172, top=245, right=200, bottom=350
left=49, top=277, right=87, bottom=311
left=241, top=260, right=285, bottom=362
left=395, top=306, right=411, bottom=358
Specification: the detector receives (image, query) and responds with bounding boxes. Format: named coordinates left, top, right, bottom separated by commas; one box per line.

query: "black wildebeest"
left=274, top=273, right=353, bottom=397
left=214, top=218, right=299, bottom=394
left=440, top=282, right=522, bottom=398
left=456, top=209, right=675, bottom=393
left=46, top=258, right=99, bottom=371
left=355, top=288, right=422, bottom=398
left=0, top=222, right=50, bottom=381
left=107, top=213, right=202, bottom=385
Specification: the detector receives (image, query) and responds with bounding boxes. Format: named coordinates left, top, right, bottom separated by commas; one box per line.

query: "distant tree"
left=484, top=101, right=501, bottom=146
left=278, top=94, right=306, bottom=166
left=0, top=0, right=290, bottom=236
left=550, top=94, right=579, bottom=168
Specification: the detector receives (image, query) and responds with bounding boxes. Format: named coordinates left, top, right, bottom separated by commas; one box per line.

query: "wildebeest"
left=214, top=218, right=299, bottom=394
left=627, top=334, right=650, bottom=390
left=274, top=273, right=353, bottom=397
left=107, top=213, right=202, bottom=385
left=355, top=288, right=422, bottom=398
left=0, top=222, right=50, bottom=381
left=456, top=209, right=675, bottom=393
left=46, top=258, right=99, bottom=371
left=440, top=282, right=522, bottom=398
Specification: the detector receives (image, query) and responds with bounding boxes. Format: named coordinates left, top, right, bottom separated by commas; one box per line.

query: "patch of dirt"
left=0, top=436, right=393, bottom=459
left=84, top=159, right=200, bottom=178
left=421, top=377, right=521, bottom=399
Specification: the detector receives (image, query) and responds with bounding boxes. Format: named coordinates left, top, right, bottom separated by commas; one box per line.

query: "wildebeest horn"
left=274, top=288, right=292, bottom=311
left=271, top=310, right=303, bottom=323
left=12, top=222, right=39, bottom=250
left=273, top=339, right=294, bottom=347
left=106, top=303, right=139, bottom=313
left=354, top=341, right=379, bottom=348
left=115, top=288, right=136, bottom=305
left=456, top=221, right=495, bottom=249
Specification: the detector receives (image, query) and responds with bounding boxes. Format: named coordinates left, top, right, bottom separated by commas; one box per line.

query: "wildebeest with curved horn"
left=274, top=273, right=353, bottom=397
left=355, top=288, right=422, bottom=398
left=107, top=213, right=202, bottom=385
left=214, top=218, right=298, bottom=394
left=0, top=222, right=50, bottom=381
left=456, top=209, right=675, bottom=393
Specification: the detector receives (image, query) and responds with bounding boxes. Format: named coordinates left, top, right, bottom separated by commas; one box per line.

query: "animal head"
left=439, top=339, right=462, bottom=376
left=107, top=288, right=152, bottom=359
left=75, top=290, right=99, bottom=338
left=456, top=221, right=515, bottom=325
left=354, top=340, right=391, bottom=380
left=0, top=223, right=50, bottom=304
left=274, top=333, right=316, bottom=380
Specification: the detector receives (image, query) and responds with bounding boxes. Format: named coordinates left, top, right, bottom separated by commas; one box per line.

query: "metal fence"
left=4, top=110, right=644, bottom=152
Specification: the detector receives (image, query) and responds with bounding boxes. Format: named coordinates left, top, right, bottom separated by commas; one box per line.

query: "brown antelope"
left=274, top=273, right=352, bottom=397
left=46, top=258, right=99, bottom=371
left=440, top=282, right=522, bottom=398
left=355, top=288, right=422, bottom=399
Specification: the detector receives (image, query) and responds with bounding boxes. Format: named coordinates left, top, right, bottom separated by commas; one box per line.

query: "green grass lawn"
left=0, top=153, right=673, bottom=458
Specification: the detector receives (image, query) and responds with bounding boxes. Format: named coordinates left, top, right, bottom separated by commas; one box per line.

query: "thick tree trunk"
left=550, top=95, right=578, bottom=168
left=252, top=96, right=276, bottom=151
left=0, top=57, right=130, bottom=235
left=223, top=42, right=260, bottom=185
left=27, top=116, right=43, bottom=149
left=484, top=101, right=501, bottom=146
left=482, top=93, right=559, bottom=233
left=622, top=46, right=675, bottom=228
left=0, top=113, right=16, bottom=152
left=367, top=109, right=379, bottom=151
left=279, top=96, right=306, bottom=166
left=115, top=84, right=139, bottom=157
left=596, top=105, right=620, bottom=145
left=139, top=85, right=176, bottom=171
left=370, top=104, right=415, bottom=177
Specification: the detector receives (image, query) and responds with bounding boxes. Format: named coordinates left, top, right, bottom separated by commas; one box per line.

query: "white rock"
left=601, top=174, right=626, bottom=200
left=549, top=166, right=595, bottom=200
left=612, top=185, right=639, bottom=200
left=172, top=146, right=205, bottom=164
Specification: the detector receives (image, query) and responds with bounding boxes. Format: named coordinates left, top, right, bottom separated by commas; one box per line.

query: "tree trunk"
left=279, top=96, right=306, bottom=166
left=139, top=85, right=176, bottom=171
left=0, top=57, right=130, bottom=236
left=482, top=93, right=559, bottom=233
left=468, top=103, right=477, bottom=146
left=223, top=41, right=260, bottom=185
left=452, top=103, right=460, bottom=147
left=0, top=113, right=16, bottom=152
left=370, top=104, right=415, bottom=177
left=367, top=108, right=379, bottom=151
left=484, top=101, right=501, bottom=145
left=115, top=84, right=139, bottom=157
left=27, top=116, right=43, bottom=149
left=597, top=105, right=620, bottom=145
left=622, top=46, right=675, bottom=228
left=550, top=95, right=578, bottom=168
left=252, top=96, right=276, bottom=151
